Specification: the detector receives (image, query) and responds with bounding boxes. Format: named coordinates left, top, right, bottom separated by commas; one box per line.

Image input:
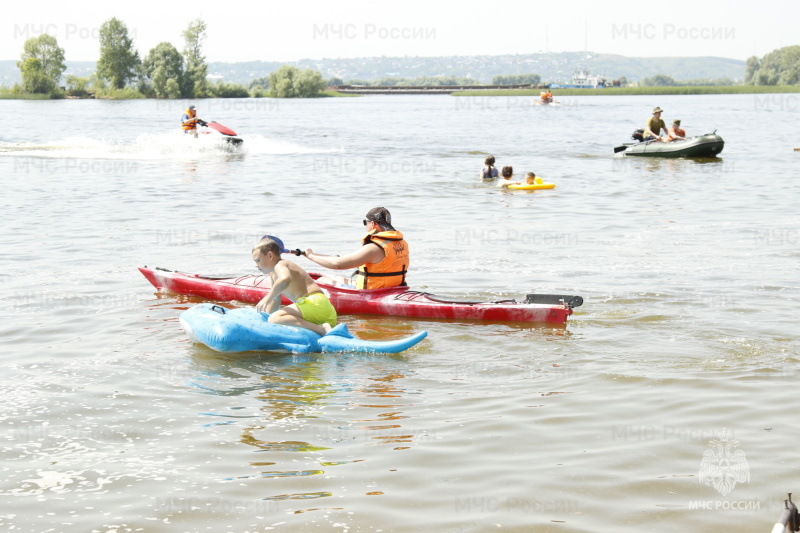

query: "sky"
left=3, top=0, right=798, bottom=63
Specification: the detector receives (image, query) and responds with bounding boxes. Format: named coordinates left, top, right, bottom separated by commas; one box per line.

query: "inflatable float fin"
left=324, top=323, right=354, bottom=338
left=180, top=304, right=426, bottom=354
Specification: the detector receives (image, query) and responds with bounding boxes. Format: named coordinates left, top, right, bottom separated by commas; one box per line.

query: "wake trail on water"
left=0, top=131, right=341, bottom=160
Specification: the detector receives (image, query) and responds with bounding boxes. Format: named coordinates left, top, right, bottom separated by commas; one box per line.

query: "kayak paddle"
left=260, top=235, right=305, bottom=256
left=524, top=294, right=583, bottom=308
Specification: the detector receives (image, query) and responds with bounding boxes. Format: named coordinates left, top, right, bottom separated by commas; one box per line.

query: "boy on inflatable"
left=252, top=237, right=336, bottom=336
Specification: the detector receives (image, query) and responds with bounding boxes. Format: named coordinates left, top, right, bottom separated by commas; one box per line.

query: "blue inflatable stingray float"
left=180, top=303, right=428, bottom=354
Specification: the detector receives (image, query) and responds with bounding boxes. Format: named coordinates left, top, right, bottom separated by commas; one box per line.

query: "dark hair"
left=484, top=155, right=495, bottom=166
left=364, top=206, right=395, bottom=231
left=501, top=166, right=513, bottom=178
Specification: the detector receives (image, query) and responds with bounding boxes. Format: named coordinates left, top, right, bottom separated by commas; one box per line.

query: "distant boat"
left=549, top=69, right=607, bottom=89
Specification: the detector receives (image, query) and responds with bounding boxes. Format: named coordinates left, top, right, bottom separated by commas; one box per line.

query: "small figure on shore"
left=644, top=106, right=669, bottom=141
left=480, top=155, right=499, bottom=180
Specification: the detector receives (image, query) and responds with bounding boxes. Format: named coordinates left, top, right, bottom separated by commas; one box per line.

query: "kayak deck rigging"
left=140, top=266, right=582, bottom=324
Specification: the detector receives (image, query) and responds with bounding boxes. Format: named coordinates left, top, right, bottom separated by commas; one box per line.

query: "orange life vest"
left=669, top=127, right=685, bottom=140
left=355, top=230, right=409, bottom=289
left=182, top=109, right=198, bottom=131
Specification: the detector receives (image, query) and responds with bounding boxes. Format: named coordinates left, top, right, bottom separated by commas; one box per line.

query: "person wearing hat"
left=252, top=236, right=336, bottom=335
left=304, top=207, right=410, bottom=290
left=667, top=119, right=686, bottom=141
left=643, top=106, right=669, bottom=141
left=181, top=105, right=207, bottom=138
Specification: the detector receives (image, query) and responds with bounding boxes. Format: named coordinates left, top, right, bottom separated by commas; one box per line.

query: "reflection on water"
left=1, top=95, right=798, bottom=532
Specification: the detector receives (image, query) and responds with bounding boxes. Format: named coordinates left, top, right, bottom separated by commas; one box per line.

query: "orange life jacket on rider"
left=182, top=108, right=198, bottom=131
left=355, top=230, right=409, bottom=289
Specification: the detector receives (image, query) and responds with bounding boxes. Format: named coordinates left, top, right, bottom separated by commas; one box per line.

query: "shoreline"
left=453, top=85, right=800, bottom=96
left=0, top=90, right=357, bottom=100
left=3, top=86, right=800, bottom=100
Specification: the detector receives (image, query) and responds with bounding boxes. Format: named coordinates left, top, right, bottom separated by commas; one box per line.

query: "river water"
left=1, top=93, right=798, bottom=532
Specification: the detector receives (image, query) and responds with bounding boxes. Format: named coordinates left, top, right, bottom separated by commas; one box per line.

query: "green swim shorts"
left=295, top=292, right=337, bottom=327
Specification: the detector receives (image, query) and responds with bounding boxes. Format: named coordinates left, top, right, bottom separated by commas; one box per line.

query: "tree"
left=744, top=56, right=760, bottom=84
left=19, top=58, right=54, bottom=93
left=65, top=74, right=90, bottom=97
left=248, top=76, right=270, bottom=90
left=268, top=66, right=327, bottom=98
left=748, top=46, right=800, bottom=86
left=492, top=73, right=541, bottom=85
left=183, top=18, right=209, bottom=97
left=17, top=34, right=66, bottom=94
left=208, top=81, right=249, bottom=98
left=97, top=18, right=140, bottom=89
left=642, top=74, right=677, bottom=87
left=143, top=42, right=186, bottom=98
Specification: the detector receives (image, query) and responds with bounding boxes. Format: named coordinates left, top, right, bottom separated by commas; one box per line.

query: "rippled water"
left=1, top=93, right=799, bottom=532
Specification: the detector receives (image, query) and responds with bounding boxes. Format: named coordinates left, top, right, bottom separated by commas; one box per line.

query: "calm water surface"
left=1, top=93, right=799, bottom=532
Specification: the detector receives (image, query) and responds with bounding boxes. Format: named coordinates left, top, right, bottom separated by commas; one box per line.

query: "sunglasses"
left=363, top=219, right=372, bottom=226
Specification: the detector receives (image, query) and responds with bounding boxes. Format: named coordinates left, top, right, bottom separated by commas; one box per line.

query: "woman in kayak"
left=304, top=207, right=410, bottom=290
left=480, top=155, right=499, bottom=180
left=252, top=238, right=336, bottom=336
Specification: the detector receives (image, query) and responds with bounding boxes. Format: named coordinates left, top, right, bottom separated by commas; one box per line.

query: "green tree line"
left=5, top=17, right=329, bottom=99
left=745, top=45, right=800, bottom=85
left=640, top=74, right=734, bottom=87
left=328, top=73, right=542, bottom=87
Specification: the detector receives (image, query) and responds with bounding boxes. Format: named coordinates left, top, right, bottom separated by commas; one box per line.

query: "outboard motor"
left=631, top=129, right=645, bottom=142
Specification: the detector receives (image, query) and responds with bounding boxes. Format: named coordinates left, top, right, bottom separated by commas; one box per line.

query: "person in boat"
left=496, top=166, right=515, bottom=188
left=540, top=90, right=553, bottom=104
left=304, top=207, right=410, bottom=290
left=480, top=155, right=499, bottom=180
left=181, top=105, right=207, bottom=138
left=667, top=119, right=686, bottom=141
left=252, top=237, right=336, bottom=335
left=644, top=106, right=669, bottom=141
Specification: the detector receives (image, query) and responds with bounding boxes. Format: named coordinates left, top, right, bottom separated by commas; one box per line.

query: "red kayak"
left=139, top=267, right=582, bottom=324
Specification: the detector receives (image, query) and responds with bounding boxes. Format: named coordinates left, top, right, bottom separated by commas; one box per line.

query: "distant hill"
left=0, top=52, right=745, bottom=87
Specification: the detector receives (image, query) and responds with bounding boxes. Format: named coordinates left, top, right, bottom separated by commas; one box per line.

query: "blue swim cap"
left=260, top=235, right=290, bottom=253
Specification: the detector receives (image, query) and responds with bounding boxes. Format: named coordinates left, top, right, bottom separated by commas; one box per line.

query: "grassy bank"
left=453, top=85, right=800, bottom=97
left=0, top=88, right=63, bottom=99
left=1, top=88, right=358, bottom=100
left=320, top=90, right=361, bottom=97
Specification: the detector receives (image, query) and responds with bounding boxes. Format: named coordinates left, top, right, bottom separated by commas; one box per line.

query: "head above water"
left=484, top=155, right=495, bottom=166
left=364, top=206, right=395, bottom=231
left=501, top=166, right=513, bottom=179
